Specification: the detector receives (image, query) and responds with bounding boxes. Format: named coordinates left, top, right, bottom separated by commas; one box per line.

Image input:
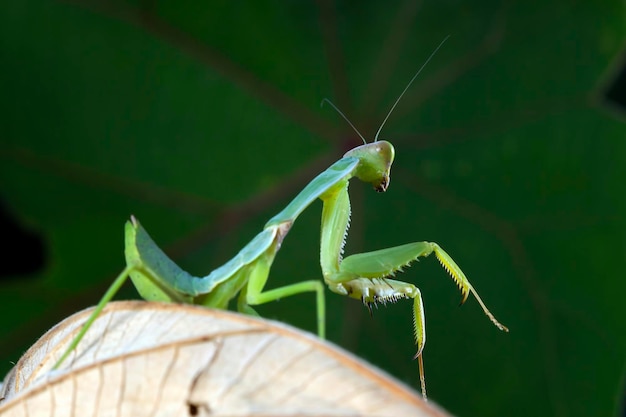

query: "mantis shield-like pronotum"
left=53, top=39, right=508, bottom=399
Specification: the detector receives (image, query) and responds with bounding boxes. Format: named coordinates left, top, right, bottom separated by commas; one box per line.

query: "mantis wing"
left=126, top=217, right=277, bottom=301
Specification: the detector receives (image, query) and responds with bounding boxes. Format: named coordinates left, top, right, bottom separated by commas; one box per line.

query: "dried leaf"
left=0, top=301, right=449, bottom=417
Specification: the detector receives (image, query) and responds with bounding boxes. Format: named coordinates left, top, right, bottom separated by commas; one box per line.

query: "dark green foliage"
left=1, top=1, right=624, bottom=416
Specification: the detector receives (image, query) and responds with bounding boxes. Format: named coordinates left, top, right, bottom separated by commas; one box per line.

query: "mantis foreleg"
left=315, top=163, right=508, bottom=399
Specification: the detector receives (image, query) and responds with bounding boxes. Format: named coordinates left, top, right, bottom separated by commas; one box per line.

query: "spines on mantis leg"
left=431, top=242, right=509, bottom=332
left=338, top=277, right=420, bottom=308
left=411, top=289, right=429, bottom=400
left=429, top=243, right=472, bottom=304
left=333, top=240, right=508, bottom=331
left=338, top=241, right=472, bottom=305
left=319, top=181, right=352, bottom=281
left=338, top=242, right=436, bottom=280
left=338, top=242, right=472, bottom=307
left=411, top=290, right=426, bottom=359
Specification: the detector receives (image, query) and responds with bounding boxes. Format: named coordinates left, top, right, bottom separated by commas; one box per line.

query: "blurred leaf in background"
left=1, top=1, right=624, bottom=416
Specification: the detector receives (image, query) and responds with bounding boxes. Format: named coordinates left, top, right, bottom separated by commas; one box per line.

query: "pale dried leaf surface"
left=0, top=301, right=450, bottom=417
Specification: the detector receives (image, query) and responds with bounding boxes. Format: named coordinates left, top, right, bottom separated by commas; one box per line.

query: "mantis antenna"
left=321, top=98, right=367, bottom=144
left=321, top=36, right=450, bottom=145
left=374, top=35, right=450, bottom=142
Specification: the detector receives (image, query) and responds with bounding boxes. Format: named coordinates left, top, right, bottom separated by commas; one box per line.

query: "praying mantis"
left=53, top=41, right=508, bottom=399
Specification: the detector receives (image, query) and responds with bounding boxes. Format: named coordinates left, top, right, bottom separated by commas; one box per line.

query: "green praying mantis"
left=53, top=41, right=508, bottom=399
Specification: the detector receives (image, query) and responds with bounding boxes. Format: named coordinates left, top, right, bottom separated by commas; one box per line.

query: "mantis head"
left=344, top=141, right=395, bottom=192
left=327, top=38, right=449, bottom=194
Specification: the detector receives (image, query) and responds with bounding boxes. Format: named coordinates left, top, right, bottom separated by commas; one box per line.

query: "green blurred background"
left=1, top=1, right=625, bottom=416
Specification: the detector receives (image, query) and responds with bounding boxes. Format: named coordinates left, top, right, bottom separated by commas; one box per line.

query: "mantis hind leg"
left=53, top=264, right=137, bottom=369
left=53, top=258, right=193, bottom=370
